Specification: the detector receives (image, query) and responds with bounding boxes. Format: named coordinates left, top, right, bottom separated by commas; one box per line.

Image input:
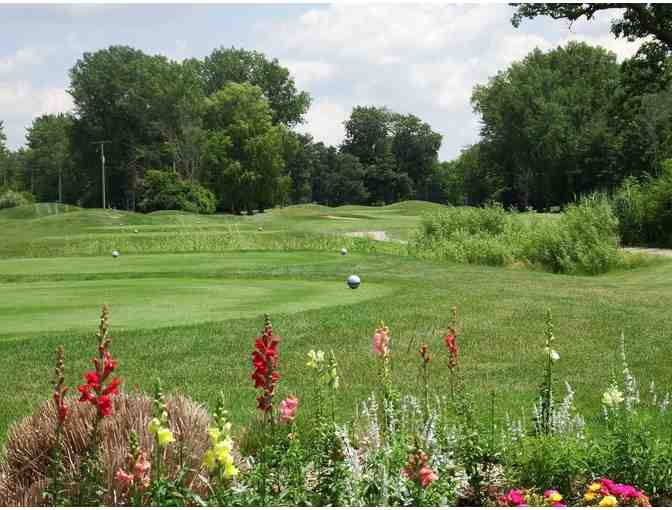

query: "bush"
left=0, top=189, right=34, bottom=209
left=137, top=170, right=216, bottom=215
left=523, top=195, right=621, bottom=275
left=413, top=197, right=622, bottom=275
left=613, top=162, right=672, bottom=247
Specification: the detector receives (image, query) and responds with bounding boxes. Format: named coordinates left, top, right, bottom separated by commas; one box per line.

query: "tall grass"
left=612, top=164, right=672, bottom=248
left=413, top=196, right=622, bottom=275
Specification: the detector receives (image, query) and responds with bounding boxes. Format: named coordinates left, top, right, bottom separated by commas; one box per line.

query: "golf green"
left=0, top=276, right=392, bottom=336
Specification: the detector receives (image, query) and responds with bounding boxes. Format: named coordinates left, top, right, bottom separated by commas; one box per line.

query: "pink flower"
left=279, top=395, right=299, bottom=423
left=418, top=466, right=438, bottom=488
left=115, top=467, right=134, bottom=487
left=133, top=452, right=151, bottom=489
left=500, top=489, right=528, bottom=507
left=372, top=326, right=390, bottom=357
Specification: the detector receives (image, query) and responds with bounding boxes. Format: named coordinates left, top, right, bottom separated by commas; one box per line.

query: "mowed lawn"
left=0, top=203, right=671, bottom=442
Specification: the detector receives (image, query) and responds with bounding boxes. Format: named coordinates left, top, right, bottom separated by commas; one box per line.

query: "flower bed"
left=1, top=306, right=670, bottom=506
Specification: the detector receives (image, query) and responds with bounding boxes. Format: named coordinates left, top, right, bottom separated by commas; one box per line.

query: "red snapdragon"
left=444, top=326, right=458, bottom=370
left=78, top=305, right=121, bottom=418
left=401, top=450, right=438, bottom=489
left=251, top=315, right=281, bottom=415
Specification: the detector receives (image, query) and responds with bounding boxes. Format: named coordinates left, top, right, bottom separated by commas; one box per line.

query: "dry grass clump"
left=0, top=391, right=212, bottom=506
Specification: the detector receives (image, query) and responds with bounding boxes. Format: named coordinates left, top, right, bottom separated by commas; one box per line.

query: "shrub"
left=137, top=170, right=216, bottom=214
left=414, top=197, right=621, bottom=275
left=0, top=189, right=34, bottom=209
left=613, top=162, right=672, bottom=247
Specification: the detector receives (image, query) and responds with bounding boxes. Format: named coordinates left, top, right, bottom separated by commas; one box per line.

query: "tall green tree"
left=202, top=82, right=286, bottom=213
left=69, top=46, right=202, bottom=208
left=471, top=41, right=622, bottom=209
left=25, top=114, right=74, bottom=202
left=199, top=47, right=311, bottom=127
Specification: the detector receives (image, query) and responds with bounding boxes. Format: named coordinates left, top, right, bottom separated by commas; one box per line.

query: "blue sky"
left=0, top=4, right=642, bottom=160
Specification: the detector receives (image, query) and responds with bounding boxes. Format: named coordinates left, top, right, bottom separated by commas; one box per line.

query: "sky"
left=0, top=3, right=643, bottom=160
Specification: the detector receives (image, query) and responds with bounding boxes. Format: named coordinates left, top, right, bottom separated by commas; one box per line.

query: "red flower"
left=251, top=317, right=281, bottom=416
left=85, top=371, right=100, bottom=389
left=78, top=384, right=96, bottom=402
left=96, top=395, right=113, bottom=417
left=444, top=327, right=459, bottom=369
left=53, top=391, right=69, bottom=425
left=102, top=377, right=121, bottom=396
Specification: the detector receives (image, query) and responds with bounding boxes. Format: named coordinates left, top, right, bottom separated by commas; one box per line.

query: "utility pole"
left=58, top=166, right=62, bottom=204
left=92, top=140, right=111, bottom=209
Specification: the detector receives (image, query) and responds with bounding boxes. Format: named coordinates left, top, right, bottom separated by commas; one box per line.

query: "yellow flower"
left=202, top=449, right=216, bottom=471
left=223, top=462, right=239, bottom=479
left=599, top=495, right=618, bottom=507
left=148, top=417, right=161, bottom=435
left=216, top=448, right=234, bottom=466
left=157, top=428, right=175, bottom=446
left=208, top=427, right=221, bottom=443
left=584, top=491, right=597, bottom=502
left=549, top=492, right=563, bottom=503
left=590, top=483, right=602, bottom=493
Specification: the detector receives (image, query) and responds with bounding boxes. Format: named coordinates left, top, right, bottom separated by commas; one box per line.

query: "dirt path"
left=623, top=247, right=672, bottom=258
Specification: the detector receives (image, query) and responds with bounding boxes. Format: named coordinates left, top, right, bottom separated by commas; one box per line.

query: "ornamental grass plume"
left=0, top=392, right=212, bottom=506
left=251, top=314, right=281, bottom=418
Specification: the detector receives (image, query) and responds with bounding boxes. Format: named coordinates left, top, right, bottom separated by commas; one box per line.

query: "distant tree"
left=202, top=82, right=286, bottom=213
left=25, top=114, right=74, bottom=203
left=69, top=46, right=203, bottom=208
left=390, top=113, right=442, bottom=200
left=341, top=106, right=393, bottom=167
left=311, top=145, right=369, bottom=206
left=471, top=41, right=622, bottom=209
left=199, top=47, right=311, bottom=127
left=427, top=161, right=465, bottom=205
left=342, top=106, right=441, bottom=202
left=281, top=131, right=315, bottom=204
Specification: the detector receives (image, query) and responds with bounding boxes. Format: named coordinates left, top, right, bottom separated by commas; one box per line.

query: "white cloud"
left=0, top=47, right=50, bottom=77
left=284, top=60, right=336, bottom=88
left=260, top=4, right=643, bottom=160
left=0, top=82, right=73, bottom=148
left=294, top=98, right=349, bottom=148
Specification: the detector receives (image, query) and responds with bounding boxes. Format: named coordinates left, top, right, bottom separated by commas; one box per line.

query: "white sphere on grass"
left=340, top=247, right=348, bottom=256
left=347, top=274, right=361, bottom=289
left=112, top=250, right=120, bottom=258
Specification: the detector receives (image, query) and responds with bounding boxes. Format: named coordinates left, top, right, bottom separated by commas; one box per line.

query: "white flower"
left=602, top=385, right=624, bottom=407
left=550, top=349, right=560, bottom=362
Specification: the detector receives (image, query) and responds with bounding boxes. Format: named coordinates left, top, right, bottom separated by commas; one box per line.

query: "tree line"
left=2, top=4, right=672, bottom=213
left=0, top=46, right=443, bottom=213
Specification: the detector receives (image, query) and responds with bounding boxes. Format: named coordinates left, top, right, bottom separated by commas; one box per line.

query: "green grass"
left=1, top=202, right=671, bottom=443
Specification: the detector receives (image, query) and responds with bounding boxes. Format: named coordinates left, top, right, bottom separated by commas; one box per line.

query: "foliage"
left=137, top=169, right=215, bottom=214
left=613, top=162, right=672, bottom=247
left=414, top=196, right=621, bottom=275
left=471, top=42, right=622, bottom=210
left=0, top=189, right=34, bottom=209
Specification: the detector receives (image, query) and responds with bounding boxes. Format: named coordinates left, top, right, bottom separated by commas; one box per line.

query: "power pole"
left=58, top=166, right=62, bottom=204
left=92, top=140, right=111, bottom=209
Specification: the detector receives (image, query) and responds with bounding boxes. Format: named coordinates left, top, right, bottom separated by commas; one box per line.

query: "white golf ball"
left=341, top=248, right=348, bottom=256
left=112, top=250, right=120, bottom=258
left=347, top=274, right=361, bottom=289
